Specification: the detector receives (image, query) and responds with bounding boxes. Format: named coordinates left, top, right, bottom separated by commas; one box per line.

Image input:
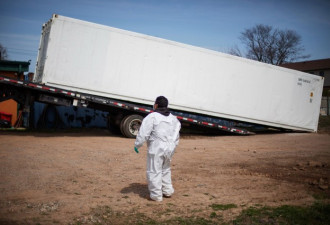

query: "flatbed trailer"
left=0, top=75, right=257, bottom=137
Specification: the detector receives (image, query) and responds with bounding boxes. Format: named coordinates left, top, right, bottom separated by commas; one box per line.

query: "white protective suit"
left=135, top=112, right=181, bottom=201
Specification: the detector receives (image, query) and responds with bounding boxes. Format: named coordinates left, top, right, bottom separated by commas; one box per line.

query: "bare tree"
left=0, top=43, right=8, bottom=60
left=227, top=45, right=242, bottom=57
left=228, top=24, right=309, bottom=65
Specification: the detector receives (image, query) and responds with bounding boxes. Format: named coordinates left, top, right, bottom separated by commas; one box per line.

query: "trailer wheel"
left=120, top=114, right=143, bottom=138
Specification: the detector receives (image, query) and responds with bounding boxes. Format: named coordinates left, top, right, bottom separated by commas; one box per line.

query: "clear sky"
left=0, top=0, right=329, bottom=73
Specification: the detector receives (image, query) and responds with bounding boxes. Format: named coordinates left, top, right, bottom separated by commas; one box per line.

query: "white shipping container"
left=34, top=14, right=324, bottom=132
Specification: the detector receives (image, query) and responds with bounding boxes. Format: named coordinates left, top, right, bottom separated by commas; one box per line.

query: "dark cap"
left=155, top=96, right=168, bottom=108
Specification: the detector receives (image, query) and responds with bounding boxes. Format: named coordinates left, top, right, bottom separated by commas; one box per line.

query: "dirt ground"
left=0, top=130, right=330, bottom=224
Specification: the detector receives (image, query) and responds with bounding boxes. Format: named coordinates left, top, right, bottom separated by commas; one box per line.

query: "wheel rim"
left=128, top=119, right=141, bottom=136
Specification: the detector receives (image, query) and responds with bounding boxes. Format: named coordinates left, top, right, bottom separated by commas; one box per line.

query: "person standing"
left=134, top=96, right=181, bottom=202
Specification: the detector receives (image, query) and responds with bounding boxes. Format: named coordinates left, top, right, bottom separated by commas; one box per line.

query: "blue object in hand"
left=134, top=147, right=139, bottom=153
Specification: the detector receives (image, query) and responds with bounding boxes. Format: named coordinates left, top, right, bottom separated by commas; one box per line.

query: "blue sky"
left=0, top=0, right=329, bottom=73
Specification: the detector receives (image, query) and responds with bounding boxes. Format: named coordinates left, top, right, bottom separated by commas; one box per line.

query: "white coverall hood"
left=135, top=112, right=181, bottom=201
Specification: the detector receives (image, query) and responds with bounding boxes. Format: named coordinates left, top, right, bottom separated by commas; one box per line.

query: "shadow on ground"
left=121, top=183, right=149, bottom=199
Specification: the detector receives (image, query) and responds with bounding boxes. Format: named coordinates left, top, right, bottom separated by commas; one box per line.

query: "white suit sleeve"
left=134, top=114, right=154, bottom=149
left=174, top=119, right=181, bottom=147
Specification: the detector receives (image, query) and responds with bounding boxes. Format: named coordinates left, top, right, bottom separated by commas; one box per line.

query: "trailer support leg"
left=22, top=90, right=31, bottom=128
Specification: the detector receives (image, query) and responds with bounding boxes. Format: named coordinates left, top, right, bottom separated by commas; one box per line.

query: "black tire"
left=119, top=117, right=126, bottom=137
left=120, top=114, right=143, bottom=138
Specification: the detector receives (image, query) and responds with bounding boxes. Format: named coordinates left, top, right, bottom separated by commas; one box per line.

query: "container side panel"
left=40, top=15, right=324, bottom=132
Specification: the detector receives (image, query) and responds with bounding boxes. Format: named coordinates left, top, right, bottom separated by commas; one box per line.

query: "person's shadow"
left=120, top=183, right=149, bottom=199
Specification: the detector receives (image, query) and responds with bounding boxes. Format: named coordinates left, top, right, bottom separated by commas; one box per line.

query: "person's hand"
left=134, top=147, right=139, bottom=153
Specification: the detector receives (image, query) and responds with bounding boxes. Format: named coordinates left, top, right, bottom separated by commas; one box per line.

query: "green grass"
left=210, top=203, right=237, bottom=211
left=233, top=203, right=330, bottom=225
left=70, top=203, right=329, bottom=225
left=210, top=212, right=217, bottom=218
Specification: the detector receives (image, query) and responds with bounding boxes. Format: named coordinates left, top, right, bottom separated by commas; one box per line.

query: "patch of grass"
left=165, top=207, right=174, bottom=213
left=210, top=212, right=217, bottom=218
left=210, top=203, right=237, bottom=211
left=167, top=203, right=175, bottom=207
left=233, top=202, right=330, bottom=225
left=67, top=202, right=330, bottom=225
